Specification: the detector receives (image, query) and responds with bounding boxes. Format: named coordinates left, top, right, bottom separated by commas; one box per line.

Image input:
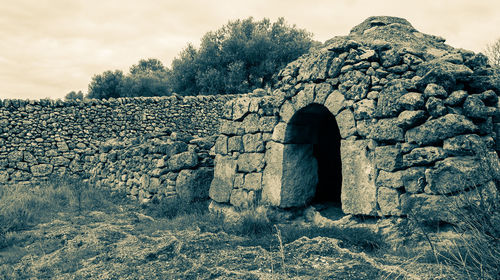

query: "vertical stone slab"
left=280, top=143, right=318, bottom=207
left=209, top=155, right=237, bottom=203
left=341, top=139, right=378, bottom=215
left=262, top=142, right=284, bottom=206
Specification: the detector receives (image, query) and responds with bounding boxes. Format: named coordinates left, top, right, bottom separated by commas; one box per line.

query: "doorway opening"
left=284, top=103, right=342, bottom=206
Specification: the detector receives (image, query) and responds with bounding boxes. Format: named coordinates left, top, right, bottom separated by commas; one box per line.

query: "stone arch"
left=262, top=103, right=342, bottom=208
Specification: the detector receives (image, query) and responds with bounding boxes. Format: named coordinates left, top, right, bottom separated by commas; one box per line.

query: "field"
left=0, top=178, right=498, bottom=279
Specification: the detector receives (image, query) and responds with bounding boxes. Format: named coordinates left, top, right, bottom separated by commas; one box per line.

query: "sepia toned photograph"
left=0, top=1, right=499, bottom=279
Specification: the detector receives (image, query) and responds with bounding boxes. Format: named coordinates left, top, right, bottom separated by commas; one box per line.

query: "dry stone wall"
left=209, top=16, right=500, bottom=222
left=0, top=95, right=237, bottom=201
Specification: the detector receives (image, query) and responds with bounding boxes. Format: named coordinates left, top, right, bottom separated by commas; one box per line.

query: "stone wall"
left=0, top=95, right=237, bottom=195
left=208, top=16, right=500, bottom=222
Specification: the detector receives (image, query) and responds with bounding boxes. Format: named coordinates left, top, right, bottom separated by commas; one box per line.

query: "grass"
left=0, top=176, right=120, bottom=249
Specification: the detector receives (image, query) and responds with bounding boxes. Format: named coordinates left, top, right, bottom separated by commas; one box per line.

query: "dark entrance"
left=286, top=103, right=342, bottom=205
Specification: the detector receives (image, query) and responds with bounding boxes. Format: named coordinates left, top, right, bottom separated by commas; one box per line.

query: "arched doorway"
left=280, top=103, right=342, bottom=207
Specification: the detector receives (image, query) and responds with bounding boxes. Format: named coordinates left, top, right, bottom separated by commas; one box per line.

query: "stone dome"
left=209, top=16, right=500, bottom=223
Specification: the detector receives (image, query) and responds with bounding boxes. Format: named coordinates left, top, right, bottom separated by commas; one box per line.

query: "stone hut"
left=208, top=16, right=500, bottom=222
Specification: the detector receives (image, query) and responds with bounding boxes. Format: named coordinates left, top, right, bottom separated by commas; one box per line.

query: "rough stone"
left=243, top=172, right=262, bottom=191
left=398, top=92, right=425, bottom=110
left=31, top=164, right=53, bottom=177
left=279, top=100, right=296, bottom=123
left=425, top=156, right=492, bottom=194
left=405, top=114, right=477, bottom=145
left=376, top=170, right=403, bottom=189
left=167, top=151, right=198, bottom=171
left=425, top=97, right=447, bottom=118
left=403, top=147, right=447, bottom=167
left=214, top=135, right=228, bottom=155
left=378, top=187, right=402, bottom=216
left=262, top=142, right=318, bottom=207
left=341, top=140, right=378, bottom=215
left=397, top=110, right=427, bottom=129
left=324, top=90, right=345, bottom=115
left=444, top=90, right=468, bottom=106
left=336, top=109, right=356, bottom=138
left=242, top=113, right=260, bottom=134
left=423, top=83, right=448, bottom=98
left=0, top=170, right=9, bottom=183
left=230, top=189, right=256, bottom=208
left=376, top=80, right=407, bottom=117
left=242, top=134, right=264, bottom=152
left=227, top=136, right=243, bottom=153
left=368, top=118, right=404, bottom=142
left=443, top=134, right=488, bottom=156
left=353, top=99, right=376, bottom=120
left=401, top=167, right=426, bottom=193
left=463, top=95, right=489, bottom=120
left=209, top=155, right=237, bottom=203
left=233, top=97, right=251, bottom=120
left=375, top=145, right=403, bottom=171
left=176, top=168, right=213, bottom=202
left=237, top=153, right=265, bottom=172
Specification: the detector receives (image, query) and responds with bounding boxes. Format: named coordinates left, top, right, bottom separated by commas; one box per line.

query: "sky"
left=1, top=0, right=499, bottom=100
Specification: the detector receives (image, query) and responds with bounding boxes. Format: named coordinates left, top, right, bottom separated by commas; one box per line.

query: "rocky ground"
left=0, top=199, right=463, bottom=280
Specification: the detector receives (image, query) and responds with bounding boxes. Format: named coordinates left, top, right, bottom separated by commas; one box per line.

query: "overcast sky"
left=1, top=0, right=499, bottom=100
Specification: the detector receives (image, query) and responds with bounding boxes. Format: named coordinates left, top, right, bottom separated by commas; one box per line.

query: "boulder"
left=425, top=97, right=447, bottom=118
left=167, top=151, right=198, bottom=171
left=398, top=92, right=424, bottom=110
left=405, top=114, right=477, bottom=145
left=341, top=140, right=378, bottom=215
left=353, top=99, right=376, bottom=120
left=397, top=110, right=427, bottom=129
left=176, top=168, right=213, bottom=202
left=444, top=90, right=468, bottom=106
left=209, top=155, right=237, bottom=203
left=463, top=95, right=489, bottom=120
left=401, top=167, right=426, bottom=193
left=443, top=134, right=488, bottom=156
left=423, top=83, right=448, bottom=98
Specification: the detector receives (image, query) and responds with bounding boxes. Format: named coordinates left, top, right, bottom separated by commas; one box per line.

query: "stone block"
left=341, top=140, right=378, bottom=215
left=403, top=147, right=447, bottom=167
left=376, top=170, right=403, bottom=189
left=0, top=170, right=9, bottom=183
left=314, top=83, right=332, bottom=104
left=397, top=92, right=424, bottom=110
left=242, top=113, right=260, bottom=134
left=209, top=155, right=237, bottom=203
left=368, top=118, right=404, bottom=142
left=51, top=156, right=70, bottom=166
left=167, top=151, right=198, bottom=171
left=220, top=119, right=244, bottom=136
left=243, top=172, right=262, bottom=191
left=233, top=97, right=251, bottom=120
left=230, top=189, right=256, bottom=208
left=31, top=164, right=53, bottom=177
left=425, top=156, right=492, bottom=194
left=425, top=97, right=447, bottom=118
left=237, top=153, right=265, bottom=172
left=292, top=84, right=314, bottom=110
left=176, top=168, right=213, bottom=202
left=378, top=187, right=402, bottom=216
left=424, top=83, right=448, bottom=98
left=353, top=99, right=375, bottom=120
left=242, top=133, right=264, bottom=153
left=397, top=110, right=427, bottom=129
left=228, top=136, right=243, bottom=153
left=259, top=116, right=278, bottom=133
left=8, top=151, right=23, bottom=163
left=279, top=100, right=296, bottom=123
left=336, top=109, right=356, bottom=138
left=401, top=167, right=426, bottom=193
left=405, top=114, right=478, bottom=145
left=374, top=145, right=403, bottom=171
left=324, top=90, right=345, bottom=115
left=214, top=135, right=228, bottom=155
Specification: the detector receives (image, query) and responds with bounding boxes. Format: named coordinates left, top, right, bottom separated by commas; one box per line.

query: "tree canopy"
left=485, top=37, right=500, bottom=67
left=83, top=17, right=317, bottom=99
left=170, top=17, right=317, bottom=95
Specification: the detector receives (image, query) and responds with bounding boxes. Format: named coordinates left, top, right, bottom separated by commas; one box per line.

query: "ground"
left=0, top=196, right=462, bottom=280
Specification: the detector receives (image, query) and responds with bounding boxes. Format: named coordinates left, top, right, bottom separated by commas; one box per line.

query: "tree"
left=87, top=70, right=124, bottom=99
left=65, top=90, right=84, bottom=100
left=121, top=58, right=171, bottom=97
left=485, top=38, right=500, bottom=67
left=169, top=17, right=317, bottom=95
